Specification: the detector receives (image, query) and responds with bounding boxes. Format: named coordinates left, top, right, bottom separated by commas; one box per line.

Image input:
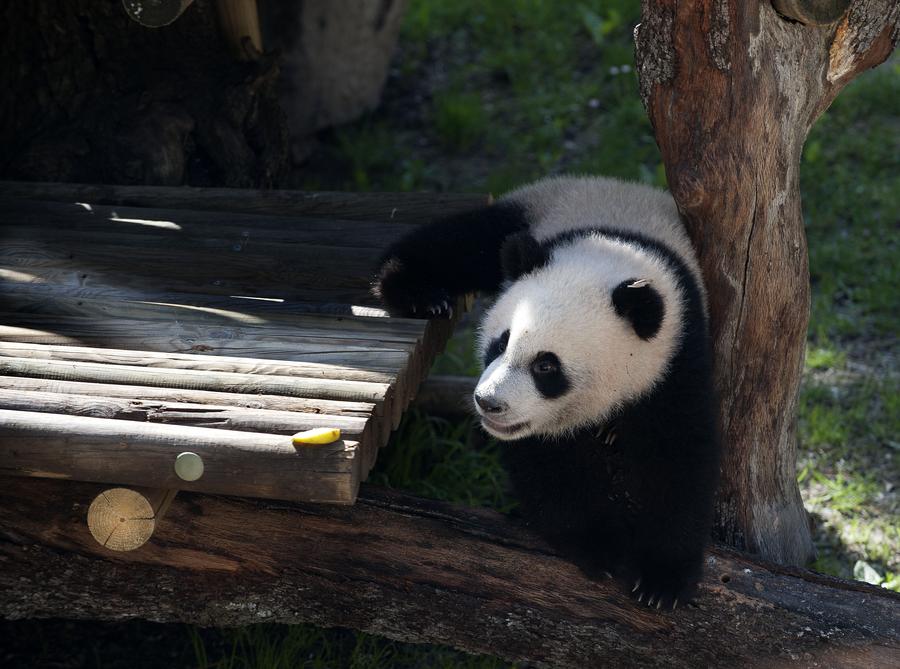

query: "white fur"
left=474, top=177, right=696, bottom=440
left=503, top=175, right=706, bottom=311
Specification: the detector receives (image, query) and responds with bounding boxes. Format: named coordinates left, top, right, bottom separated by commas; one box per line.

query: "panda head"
left=474, top=233, right=684, bottom=440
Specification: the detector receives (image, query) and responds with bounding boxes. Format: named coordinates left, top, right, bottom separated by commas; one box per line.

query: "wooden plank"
left=0, top=315, right=415, bottom=372
left=0, top=357, right=391, bottom=407
left=0, top=237, right=379, bottom=302
left=0, top=261, right=379, bottom=306
left=0, top=181, right=490, bottom=223
left=0, top=376, right=375, bottom=418
left=0, top=283, right=425, bottom=338
left=0, top=410, right=361, bottom=503
left=0, top=198, right=413, bottom=247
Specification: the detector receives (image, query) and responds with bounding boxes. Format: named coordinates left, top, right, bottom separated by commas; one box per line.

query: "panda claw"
left=673, top=598, right=679, bottom=611
left=447, top=306, right=454, bottom=319
left=647, top=595, right=656, bottom=607
left=632, top=579, right=641, bottom=592
left=656, top=600, right=662, bottom=611
left=637, top=593, right=643, bottom=603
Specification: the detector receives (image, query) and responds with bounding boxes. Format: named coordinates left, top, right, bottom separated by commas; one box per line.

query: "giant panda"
left=374, top=176, right=721, bottom=610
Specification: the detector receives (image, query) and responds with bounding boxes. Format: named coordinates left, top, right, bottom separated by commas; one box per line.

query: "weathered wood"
left=0, top=376, right=375, bottom=418
left=0, top=181, right=490, bottom=223
left=0, top=410, right=361, bottom=503
left=0, top=357, right=391, bottom=407
left=0, top=340, right=401, bottom=386
left=0, top=196, right=412, bottom=247
left=0, top=315, right=413, bottom=375
left=86, top=486, right=177, bottom=551
left=771, top=0, right=851, bottom=24
left=0, top=388, right=370, bottom=444
left=635, top=0, right=899, bottom=565
left=1, top=478, right=897, bottom=668
left=215, top=0, right=262, bottom=59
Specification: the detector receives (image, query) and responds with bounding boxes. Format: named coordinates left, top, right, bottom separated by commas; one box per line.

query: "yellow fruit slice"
left=291, top=427, right=341, bottom=445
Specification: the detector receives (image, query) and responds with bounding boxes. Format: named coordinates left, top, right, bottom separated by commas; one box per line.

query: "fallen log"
left=1, top=477, right=897, bottom=668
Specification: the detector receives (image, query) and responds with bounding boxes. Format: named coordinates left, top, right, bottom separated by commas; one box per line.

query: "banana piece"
left=292, top=427, right=341, bottom=445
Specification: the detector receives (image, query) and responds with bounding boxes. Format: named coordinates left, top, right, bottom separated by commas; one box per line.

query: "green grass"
left=192, top=2, right=899, bottom=666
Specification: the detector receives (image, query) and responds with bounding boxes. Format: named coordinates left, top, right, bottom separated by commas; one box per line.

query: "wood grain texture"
left=0, top=410, right=361, bottom=503
left=1, top=478, right=897, bottom=668
left=0, top=181, right=490, bottom=223
left=635, top=0, right=899, bottom=565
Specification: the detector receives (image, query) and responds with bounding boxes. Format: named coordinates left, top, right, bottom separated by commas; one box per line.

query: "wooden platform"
left=0, top=181, right=485, bottom=505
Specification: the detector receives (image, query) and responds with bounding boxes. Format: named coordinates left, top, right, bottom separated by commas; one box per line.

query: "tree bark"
left=635, top=0, right=899, bottom=565
left=1, top=477, right=898, bottom=669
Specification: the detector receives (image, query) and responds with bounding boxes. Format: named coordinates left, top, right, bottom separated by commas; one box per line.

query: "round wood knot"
left=87, top=488, right=157, bottom=551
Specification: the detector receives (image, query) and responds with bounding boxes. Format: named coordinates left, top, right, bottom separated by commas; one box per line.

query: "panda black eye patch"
left=484, top=329, right=510, bottom=367
left=530, top=352, right=570, bottom=398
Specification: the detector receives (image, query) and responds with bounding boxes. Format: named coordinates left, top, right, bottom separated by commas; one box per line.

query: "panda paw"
left=628, top=564, right=698, bottom=612
left=373, top=257, right=453, bottom=319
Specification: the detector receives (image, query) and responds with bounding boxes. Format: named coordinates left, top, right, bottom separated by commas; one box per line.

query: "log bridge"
left=1, top=181, right=898, bottom=667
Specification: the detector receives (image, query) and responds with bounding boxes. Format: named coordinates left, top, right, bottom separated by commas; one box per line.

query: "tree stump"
left=635, top=0, right=899, bottom=564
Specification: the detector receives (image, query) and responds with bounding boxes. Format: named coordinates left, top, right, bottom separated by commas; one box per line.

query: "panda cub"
left=374, top=176, right=720, bottom=610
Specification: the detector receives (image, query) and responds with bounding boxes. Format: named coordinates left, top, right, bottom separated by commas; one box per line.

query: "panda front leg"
left=373, top=201, right=530, bottom=317
left=627, top=473, right=713, bottom=609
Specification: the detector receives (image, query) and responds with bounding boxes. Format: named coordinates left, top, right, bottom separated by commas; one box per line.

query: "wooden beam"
left=771, top=0, right=851, bottom=24
left=0, top=410, right=361, bottom=504
left=413, top=375, right=476, bottom=418
left=122, top=0, right=195, bottom=27
left=1, top=478, right=897, bottom=668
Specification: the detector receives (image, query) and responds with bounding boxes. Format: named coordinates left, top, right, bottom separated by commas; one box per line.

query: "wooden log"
left=0, top=341, right=399, bottom=386
left=1, top=478, right=897, bottom=668
left=0, top=357, right=391, bottom=407
left=0, top=409, right=361, bottom=503
left=771, top=0, right=851, bottom=24
left=215, top=0, right=262, bottom=60
left=122, top=0, right=195, bottom=27
left=0, top=388, right=369, bottom=443
left=0, top=181, right=490, bottom=224
left=634, top=0, right=900, bottom=565
left=87, top=487, right=177, bottom=551
left=0, top=376, right=375, bottom=419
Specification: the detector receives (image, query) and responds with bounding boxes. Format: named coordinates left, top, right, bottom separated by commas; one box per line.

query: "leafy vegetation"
left=216, top=1, right=897, bottom=665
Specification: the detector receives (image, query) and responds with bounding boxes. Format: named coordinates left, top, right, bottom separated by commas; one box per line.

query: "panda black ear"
left=500, top=233, right=549, bottom=282
left=612, top=278, right=665, bottom=340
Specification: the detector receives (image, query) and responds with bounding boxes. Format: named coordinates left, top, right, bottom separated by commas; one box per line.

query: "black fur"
left=372, top=195, right=720, bottom=611
left=373, top=202, right=528, bottom=317
left=530, top=352, right=570, bottom=398
left=484, top=329, right=510, bottom=367
left=612, top=279, right=665, bottom=340
left=500, top=232, right=550, bottom=282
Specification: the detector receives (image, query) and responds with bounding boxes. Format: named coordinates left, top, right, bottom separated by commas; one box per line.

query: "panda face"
left=474, top=236, right=682, bottom=440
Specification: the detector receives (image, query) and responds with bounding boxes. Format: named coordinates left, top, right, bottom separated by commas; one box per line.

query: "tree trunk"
left=635, top=0, right=899, bottom=565
left=2, top=477, right=898, bottom=669
left=0, top=1, right=288, bottom=187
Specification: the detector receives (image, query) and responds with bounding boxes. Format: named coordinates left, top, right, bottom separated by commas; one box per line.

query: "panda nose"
left=475, top=392, right=508, bottom=415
